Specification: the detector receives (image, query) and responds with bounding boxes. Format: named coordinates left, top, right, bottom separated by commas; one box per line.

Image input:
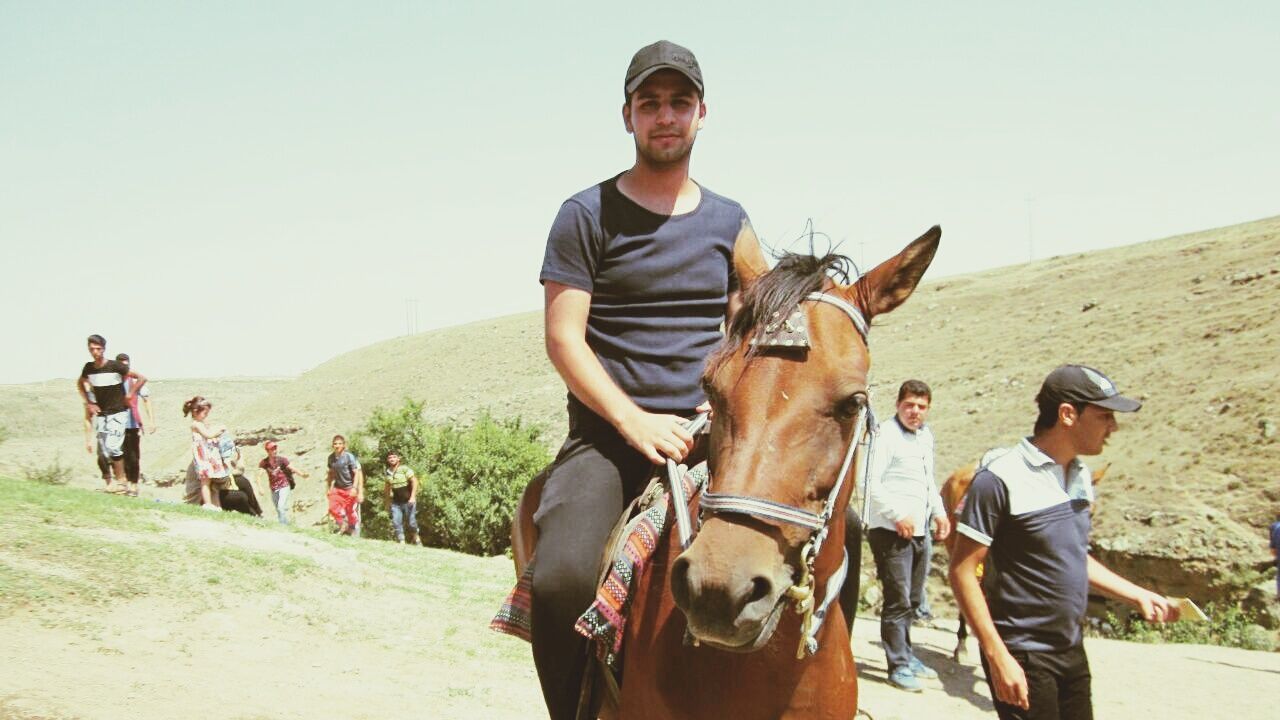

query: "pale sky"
left=3, top=1, right=1277, bottom=384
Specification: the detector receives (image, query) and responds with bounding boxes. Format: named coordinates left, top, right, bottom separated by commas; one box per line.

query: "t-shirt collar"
left=1018, top=437, right=1090, bottom=492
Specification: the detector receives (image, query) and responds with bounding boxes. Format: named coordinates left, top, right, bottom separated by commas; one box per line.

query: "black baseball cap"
left=625, top=40, right=703, bottom=98
left=1036, top=364, right=1142, bottom=412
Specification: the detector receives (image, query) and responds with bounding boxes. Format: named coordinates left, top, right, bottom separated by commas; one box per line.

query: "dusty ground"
left=0, top=508, right=540, bottom=720
left=850, top=617, right=1280, bottom=720
left=3, top=538, right=1278, bottom=720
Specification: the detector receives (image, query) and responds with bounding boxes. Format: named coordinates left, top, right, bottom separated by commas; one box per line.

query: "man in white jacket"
left=866, top=379, right=950, bottom=692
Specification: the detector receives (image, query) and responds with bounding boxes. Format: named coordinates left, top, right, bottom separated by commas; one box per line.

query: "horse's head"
left=671, top=221, right=940, bottom=651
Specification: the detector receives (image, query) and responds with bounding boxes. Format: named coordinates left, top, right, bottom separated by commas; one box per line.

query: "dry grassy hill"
left=4, top=215, right=1277, bottom=608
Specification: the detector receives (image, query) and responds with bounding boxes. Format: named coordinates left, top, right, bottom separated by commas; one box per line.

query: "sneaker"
left=912, top=612, right=938, bottom=628
left=888, top=667, right=923, bottom=692
left=908, top=656, right=938, bottom=680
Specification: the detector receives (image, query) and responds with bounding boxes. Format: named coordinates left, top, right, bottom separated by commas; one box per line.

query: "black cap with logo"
left=625, top=40, right=703, bottom=98
left=1036, top=364, right=1142, bottom=412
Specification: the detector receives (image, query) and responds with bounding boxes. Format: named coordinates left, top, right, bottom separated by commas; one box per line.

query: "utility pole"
left=1025, top=196, right=1035, bottom=262
left=405, top=299, right=419, bottom=335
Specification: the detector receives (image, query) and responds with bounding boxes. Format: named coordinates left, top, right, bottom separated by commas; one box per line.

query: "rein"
left=672, top=291, right=877, bottom=659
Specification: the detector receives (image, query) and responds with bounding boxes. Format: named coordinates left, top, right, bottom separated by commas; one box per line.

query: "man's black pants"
left=219, top=474, right=265, bottom=517
left=122, top=428, right=142, bottom=483
left=981, top=644, right=1093, bottom=720
left=867, top=527, right=928, bottom=673
left=529, top=411, right=652, bottom=720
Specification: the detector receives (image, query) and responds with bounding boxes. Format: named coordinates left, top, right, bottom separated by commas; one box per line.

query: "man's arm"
left=76, top=376, right=99, bottom=416
left=125, top=369, right=147, bottom=401
left=354, top=466, right=365, bottom=503
left=544, top=281, right=693, bottom=464
left=83, top=412, right=95, bottom=453
left=140, top=395, right=156, bottom=433
left=949, top=535, right=1029, bottom=711
left=1086, top=555, right=1179, bottom=623
left=408, top=469, right=419, bottom=504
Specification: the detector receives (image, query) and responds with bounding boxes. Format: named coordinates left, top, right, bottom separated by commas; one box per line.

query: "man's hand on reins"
left=618, top=408, right=696, bottom=465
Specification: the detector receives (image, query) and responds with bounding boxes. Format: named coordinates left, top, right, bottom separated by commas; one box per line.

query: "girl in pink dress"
left=183, top=396, right=229, bottom=509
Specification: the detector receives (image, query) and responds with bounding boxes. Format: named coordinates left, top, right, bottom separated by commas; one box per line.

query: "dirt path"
left=2, top=514, right=1277, bottom=719
left=850, top=618, right=1280, bottom=720
left=4, top=605, right=1278, bottom=719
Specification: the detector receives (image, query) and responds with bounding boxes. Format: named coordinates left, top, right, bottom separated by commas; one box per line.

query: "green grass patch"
left=1091, top=602, right=1278, bottom=651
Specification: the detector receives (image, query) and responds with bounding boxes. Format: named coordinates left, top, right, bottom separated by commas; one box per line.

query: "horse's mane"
left=710, top=250, right=856, bottom=374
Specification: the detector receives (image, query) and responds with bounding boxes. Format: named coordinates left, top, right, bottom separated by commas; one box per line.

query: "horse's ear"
left=733, top=219, right=769, bottom=289
left=843, top=225, right=940, bottom=320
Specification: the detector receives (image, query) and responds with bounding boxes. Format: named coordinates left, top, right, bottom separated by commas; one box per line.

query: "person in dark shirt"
left=325, top=435, right=364, bottom=536
left=383, top=451, right=421, bottom=545
left=260, top=440, right=308, bottom=525
left=1270, top=514, right=1280, bottom=600
left=76, top=334, right=147, bottom=495
left=115, top=353, right=155, bottom=497
left=949, top=365, right=1179, bottom=720
left=530, top=40, right=750, bottom=720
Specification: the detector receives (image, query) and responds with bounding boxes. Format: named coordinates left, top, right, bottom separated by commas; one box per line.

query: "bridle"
left=667, top=291, right=877, bottom=658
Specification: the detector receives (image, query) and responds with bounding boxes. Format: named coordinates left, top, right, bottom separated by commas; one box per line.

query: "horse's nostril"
left=747, top=575, right=772, bottom=605
left=670, top=556, right=693, bottom=610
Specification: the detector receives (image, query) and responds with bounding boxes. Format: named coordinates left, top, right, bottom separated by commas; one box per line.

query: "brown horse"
left=513, top=222, right=940, bottom=719
left=940, top=454, right=1108, bottom=661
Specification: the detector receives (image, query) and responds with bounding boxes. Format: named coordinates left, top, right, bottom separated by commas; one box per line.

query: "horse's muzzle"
left=670, top=529, right=795, bottom=650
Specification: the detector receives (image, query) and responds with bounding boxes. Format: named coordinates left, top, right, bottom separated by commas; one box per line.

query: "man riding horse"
left=530, top=40, right=751, bottom=720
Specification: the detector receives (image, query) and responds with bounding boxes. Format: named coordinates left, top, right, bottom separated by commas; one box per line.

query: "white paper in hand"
left=1169, top=597, right=1208, bottom=623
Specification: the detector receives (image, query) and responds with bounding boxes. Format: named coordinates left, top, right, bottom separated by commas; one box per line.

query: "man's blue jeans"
left=390, top=501, right=418, bottom=542
left=868, top=527, right=928, bottom=673
left=915, top=531, right=934, bottom=620
left=271, top=487, right=291, bottom=525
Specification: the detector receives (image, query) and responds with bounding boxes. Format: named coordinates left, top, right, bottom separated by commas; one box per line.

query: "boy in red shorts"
left=325, top=435, right=364, bottom=536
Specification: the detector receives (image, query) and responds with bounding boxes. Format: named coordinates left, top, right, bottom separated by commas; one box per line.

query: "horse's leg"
left=954, top=613, right=968, bottom=662
left=511, top=471, right=546, bottom=577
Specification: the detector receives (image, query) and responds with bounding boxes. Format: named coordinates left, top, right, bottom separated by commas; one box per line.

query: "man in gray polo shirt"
left=949, top=364, right=1178, bottom=720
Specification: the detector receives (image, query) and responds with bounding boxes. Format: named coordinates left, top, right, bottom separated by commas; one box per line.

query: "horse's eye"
left=835, top=392, right=867, bottom=419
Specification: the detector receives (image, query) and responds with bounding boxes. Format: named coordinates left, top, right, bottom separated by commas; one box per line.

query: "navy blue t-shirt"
left=1270, top=520, right=1280, bottom=568
left=540, top=175, right=749, bottom=415
left=955, top=439, right=1095, bottom=652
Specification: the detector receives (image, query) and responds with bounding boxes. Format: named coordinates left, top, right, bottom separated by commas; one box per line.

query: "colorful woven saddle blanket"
left=490, top=463, right=709, bottom=671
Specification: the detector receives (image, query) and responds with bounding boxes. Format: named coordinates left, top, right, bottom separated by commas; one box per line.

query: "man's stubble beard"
left=635, top=135, right=696, bottom=169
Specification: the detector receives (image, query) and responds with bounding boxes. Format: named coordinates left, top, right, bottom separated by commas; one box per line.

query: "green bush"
left=1096, top=602, right=1278, bottom=651
left=350, top=400, right=551, bottom=555
left=22, top=456, right=73, bottom=485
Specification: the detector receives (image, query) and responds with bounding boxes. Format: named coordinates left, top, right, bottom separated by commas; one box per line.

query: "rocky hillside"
left=5, top=215, right=1277, bottom=612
